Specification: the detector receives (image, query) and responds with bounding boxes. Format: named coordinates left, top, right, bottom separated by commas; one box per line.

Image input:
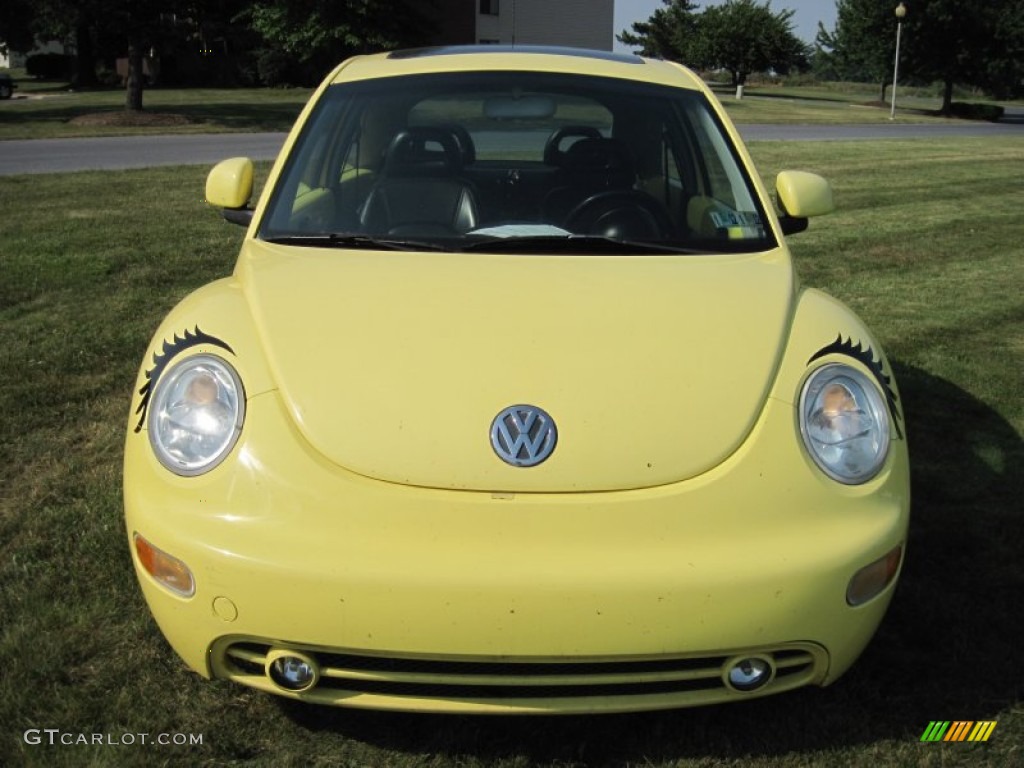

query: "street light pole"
left=890, top=3, right=907, bottom=120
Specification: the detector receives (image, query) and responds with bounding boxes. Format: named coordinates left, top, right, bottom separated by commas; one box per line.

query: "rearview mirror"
left=484, top=95, right=556, bottom=120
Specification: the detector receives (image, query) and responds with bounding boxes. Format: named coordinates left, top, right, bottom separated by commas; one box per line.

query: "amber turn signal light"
left=134, top=533, right=196, bottom=597
left=847, top=546, right=902, bottom=606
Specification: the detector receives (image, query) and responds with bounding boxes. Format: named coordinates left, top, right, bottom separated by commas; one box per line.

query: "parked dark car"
left=0, top=73, right=17, bottom=99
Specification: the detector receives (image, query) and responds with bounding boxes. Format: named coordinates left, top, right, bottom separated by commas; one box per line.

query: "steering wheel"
left=564, top=190, right=675, bottom=240
left=543, top=125, right=602, bottom=166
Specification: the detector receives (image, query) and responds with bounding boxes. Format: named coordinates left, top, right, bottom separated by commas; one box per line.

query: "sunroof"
left=388, top=45, right=643, bottom=65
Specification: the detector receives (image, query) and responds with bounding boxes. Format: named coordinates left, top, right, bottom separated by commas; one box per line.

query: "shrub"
left=948, top=102, right=1006, bottom=122
left=780, top=72, right=823, bottom=87
left=256, top=49, right=294, bottom=87
left=25, top=52, right=73, bottom=80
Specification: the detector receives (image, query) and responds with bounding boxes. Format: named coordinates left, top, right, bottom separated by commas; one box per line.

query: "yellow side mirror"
left=206, top=157, right=254, bottom=210
left=775, top=170, right=834, bottom=219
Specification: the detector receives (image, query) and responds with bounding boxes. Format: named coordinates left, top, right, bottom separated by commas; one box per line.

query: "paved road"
left=0, top=133, right=288, bottom=176
left=0, top=116, right=1021, bottom=175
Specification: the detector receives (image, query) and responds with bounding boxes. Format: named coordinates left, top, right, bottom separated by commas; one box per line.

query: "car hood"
left=239, top=241, right=794, bottom=492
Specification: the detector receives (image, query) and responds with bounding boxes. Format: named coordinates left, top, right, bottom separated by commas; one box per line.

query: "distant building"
left=433, top=0, right=613, bottom=51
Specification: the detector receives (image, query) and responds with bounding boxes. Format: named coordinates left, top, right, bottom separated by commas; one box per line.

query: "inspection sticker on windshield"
left=709, top=210, right=764, bottom=239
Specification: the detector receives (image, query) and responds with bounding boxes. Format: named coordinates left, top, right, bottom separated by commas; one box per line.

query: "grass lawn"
left=722, top=92, right=954, bottom=124
left=0, top=137, right=1021, bottom=766
left=710, top=81, right=960, bottom=124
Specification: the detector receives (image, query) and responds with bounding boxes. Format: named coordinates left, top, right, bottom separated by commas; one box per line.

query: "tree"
left=981, top=2, right=1024, bottom=99
left=6, top=0, right=436, bottom=108
left=817, top=0, right=1024, bottom=114
left=616, top=1, right=700, bottom=60
left=244, top=0, right=438, bottom=85
left=617, top=0, right=809, bottom=86
left=0, top=0, right=97, bottom=86
left=0, top=0, right=36, bottom=58
left=7, top=0, right=184, bottom=108
left=814, top=0, right=894, bottom=101
left=111, top=0, right=202, bottom=110
left=695, top=0, right=808, bottom=85
left=901, top=0, right=1024, bottom=111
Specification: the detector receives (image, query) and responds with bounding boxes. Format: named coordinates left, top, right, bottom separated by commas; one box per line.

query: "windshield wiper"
left=263, top=233, right=450, bottom=252
left=460, top=235, right=708, bottom=255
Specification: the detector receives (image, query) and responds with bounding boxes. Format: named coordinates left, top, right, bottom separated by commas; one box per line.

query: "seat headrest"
left=384, top=127, right=462, bottom=176
left=561, top=137, right=634, bottom=174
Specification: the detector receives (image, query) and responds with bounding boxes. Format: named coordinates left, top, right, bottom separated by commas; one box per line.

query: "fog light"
left=133, top=533, right=195, bottom=597
left=267, top=651, right=319, bottom=692
left=726, top=657, right=773, bottom=692
left=847, top=545, right=903, bottom=606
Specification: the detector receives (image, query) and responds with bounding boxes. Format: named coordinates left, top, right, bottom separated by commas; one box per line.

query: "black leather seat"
left=359, top=127, right=479, bottom=236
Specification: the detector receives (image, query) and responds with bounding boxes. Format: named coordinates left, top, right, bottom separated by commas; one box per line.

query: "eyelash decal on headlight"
left=808, top=334, right=903, bottom=439
left=134, top=326, right=235, bottom=433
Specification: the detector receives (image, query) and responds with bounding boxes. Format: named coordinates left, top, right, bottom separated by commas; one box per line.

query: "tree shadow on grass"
left=277, top=362, right=1023, bottom=765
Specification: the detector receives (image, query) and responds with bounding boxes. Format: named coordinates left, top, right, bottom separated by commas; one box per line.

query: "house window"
left=480, top=0, right=499, bottom=15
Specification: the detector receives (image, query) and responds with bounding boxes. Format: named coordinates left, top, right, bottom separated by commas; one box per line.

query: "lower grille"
left=210, top=638, right=828, bottom=713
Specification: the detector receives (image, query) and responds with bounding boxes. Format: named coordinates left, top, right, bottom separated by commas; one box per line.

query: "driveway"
left=0, top=118, right=1021, bottom=175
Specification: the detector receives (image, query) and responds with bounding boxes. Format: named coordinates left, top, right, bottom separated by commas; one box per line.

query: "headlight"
left=148, top=354, right=245, bottom=476
left=799, top=364, right=890, bottom=484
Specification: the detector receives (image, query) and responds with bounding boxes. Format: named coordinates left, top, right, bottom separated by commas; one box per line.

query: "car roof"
left=388, top=45, right=643, bottom=65
left=328, top=45, right=704, bottom=92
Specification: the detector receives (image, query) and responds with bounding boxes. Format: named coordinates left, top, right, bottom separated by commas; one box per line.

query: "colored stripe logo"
left=920, top=721, right=997, bottom=742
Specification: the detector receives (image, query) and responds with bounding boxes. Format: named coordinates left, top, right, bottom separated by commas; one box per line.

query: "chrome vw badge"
left=490, top=405, right=558, bottom=467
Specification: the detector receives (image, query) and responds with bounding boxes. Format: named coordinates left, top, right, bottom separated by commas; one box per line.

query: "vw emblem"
left=490, top=405, right=558, bottom=467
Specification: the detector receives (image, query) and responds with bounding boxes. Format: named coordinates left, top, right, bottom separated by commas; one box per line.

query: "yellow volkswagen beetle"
left=124, top=46, right=909, bottom=714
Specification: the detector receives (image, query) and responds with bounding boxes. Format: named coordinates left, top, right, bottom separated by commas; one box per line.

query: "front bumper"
left=125, top=389, right=909, bottom=713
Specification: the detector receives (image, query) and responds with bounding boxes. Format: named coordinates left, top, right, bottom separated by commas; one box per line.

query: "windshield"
left=259, top=71, right=775, bottom=254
